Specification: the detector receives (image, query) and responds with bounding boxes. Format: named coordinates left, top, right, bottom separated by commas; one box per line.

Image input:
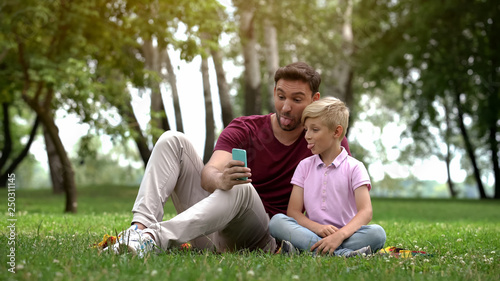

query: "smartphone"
left=232, top=148, right=248, bottom=180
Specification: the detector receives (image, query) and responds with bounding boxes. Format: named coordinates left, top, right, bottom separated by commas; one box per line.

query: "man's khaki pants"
left=131, top=131, right=276, bottom=253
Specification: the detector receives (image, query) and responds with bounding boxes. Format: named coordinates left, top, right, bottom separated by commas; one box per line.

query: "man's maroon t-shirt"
left=214, top=113, right=350, bottom=217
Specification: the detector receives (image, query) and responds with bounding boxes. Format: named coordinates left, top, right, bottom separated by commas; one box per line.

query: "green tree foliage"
left=229, top=0, right=358, bottom=112
left=1, top=0, right=228, bottom=207
left=1, top=1, right=106, bottom=212
left=1, top=0, right=149, bottom=211
left=355, top=0, right=500, bottom=198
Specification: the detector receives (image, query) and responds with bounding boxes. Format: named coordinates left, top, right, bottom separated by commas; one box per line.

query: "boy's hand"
left=314, top=224, right=339, bottom=238
left=310, top=233, right=344, bottom=255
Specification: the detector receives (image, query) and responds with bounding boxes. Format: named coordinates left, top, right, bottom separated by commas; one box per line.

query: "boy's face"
left=304, top=117, right=338, bottom=155
left=274, top=79, right=320, bottom=132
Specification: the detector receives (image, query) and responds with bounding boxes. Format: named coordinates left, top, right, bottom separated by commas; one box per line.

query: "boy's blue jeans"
left=269, top=213, right=386, bottom=256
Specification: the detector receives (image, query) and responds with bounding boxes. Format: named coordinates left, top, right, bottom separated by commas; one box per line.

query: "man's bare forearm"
left=201, top=165, right=222, bottom=193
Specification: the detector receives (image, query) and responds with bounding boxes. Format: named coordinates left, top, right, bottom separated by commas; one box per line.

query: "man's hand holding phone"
left=230, top=148, right=251, bottom=184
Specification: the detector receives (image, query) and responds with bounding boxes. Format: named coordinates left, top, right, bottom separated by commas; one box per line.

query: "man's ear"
left=313, top=92, right=320, bottom=101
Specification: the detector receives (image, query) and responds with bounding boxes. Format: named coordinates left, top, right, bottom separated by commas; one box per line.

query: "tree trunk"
left=150, top=85, right=170, bottom=143
left=240, top=7, right=261, bottom=115
left=44, top=123, right=64, bottom=194
left=142, top=39, right=170, bottom=143
left=444, top=146, right=456, bottom=198
left=485, top=15, right=500, bottom=199
left=488, top=123, right=499, bottom=199
left=454, top=90, right=487, bottom=199
left=330, top=0, right=354, bottom=136
left=41, top=111, right=77, bottom=212
left=201, top=54, right=215, bottom=164
left=263, top=15, right=279, bottom=113
left=211, top=47, right=233, bottom=127
left=0, top=103, right=12, bottom=172
left=18, top=36, right=77, bottom=212
left=443, top=99, right=456, bottom=198
left=163, top=49, right=184, bottom=132
left=333, top=0, right=354, bottom=105
left=486, top=77, right=499, bottom=199
left=22, top=85, right=78, bottom=212
left=0, top=115, right=40, bottom=187
left=113, top=93, right=151, bottom=167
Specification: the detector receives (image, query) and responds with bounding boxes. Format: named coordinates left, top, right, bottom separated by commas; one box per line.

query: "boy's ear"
left=334, top=125, right=344, bottom=138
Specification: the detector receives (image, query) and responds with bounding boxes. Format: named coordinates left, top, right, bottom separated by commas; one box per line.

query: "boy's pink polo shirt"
left=291, top=147, right=371, bottom=229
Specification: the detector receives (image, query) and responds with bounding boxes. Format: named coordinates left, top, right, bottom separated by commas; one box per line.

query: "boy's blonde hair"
left=301, top=97, right=349, bottom=139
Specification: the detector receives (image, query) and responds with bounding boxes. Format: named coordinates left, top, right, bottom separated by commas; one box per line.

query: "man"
left=109, top=62, right=350, bottom=257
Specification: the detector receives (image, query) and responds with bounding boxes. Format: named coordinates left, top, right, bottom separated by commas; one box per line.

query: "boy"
left=269, top=97, right=386, bottom=257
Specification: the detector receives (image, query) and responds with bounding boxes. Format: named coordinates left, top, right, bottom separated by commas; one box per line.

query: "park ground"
left=1, top=185, right=499, bottom=281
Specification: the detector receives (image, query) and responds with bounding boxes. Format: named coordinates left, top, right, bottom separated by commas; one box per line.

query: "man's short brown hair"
left=274, top=62, right=321, bottom=95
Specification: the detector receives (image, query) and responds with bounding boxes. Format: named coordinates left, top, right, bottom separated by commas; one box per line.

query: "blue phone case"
left=232, top=148, right=247, bottom=180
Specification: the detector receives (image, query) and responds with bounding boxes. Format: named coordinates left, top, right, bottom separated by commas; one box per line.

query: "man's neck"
left=271, top=113, right=304, bottom=146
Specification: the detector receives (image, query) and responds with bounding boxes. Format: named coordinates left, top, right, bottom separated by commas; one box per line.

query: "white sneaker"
left=111, top=225, right=156, bottom=258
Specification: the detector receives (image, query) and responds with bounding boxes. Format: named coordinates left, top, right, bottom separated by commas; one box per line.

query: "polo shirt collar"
left=314, top=147, right=348, bottom=168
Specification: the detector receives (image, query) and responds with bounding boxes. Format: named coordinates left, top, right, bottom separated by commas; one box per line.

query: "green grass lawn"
left=1, top=185, right=499, bottom=281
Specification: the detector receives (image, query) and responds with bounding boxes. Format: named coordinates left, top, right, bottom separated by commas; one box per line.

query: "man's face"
left=274, top=79, right=319, bottom=131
